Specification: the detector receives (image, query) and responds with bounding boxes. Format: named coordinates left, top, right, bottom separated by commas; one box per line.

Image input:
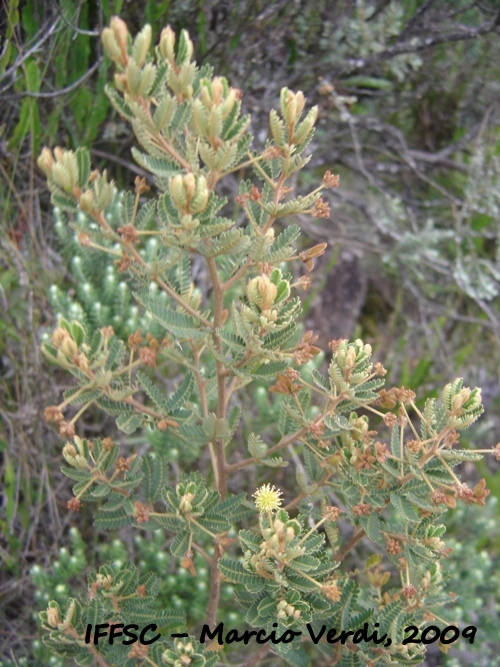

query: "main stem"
left=205, top=255, right=227, bottom=629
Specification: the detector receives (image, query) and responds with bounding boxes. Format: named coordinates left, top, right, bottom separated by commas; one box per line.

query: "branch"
left=338, top=12, right=500, bottom=76
left=334, top=529, right=366, bottom=563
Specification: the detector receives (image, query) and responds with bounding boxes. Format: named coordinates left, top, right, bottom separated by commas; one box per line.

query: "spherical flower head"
left=253, top=484, right=283, bottom=514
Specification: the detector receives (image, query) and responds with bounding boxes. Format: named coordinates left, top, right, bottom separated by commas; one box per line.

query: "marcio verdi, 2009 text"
left=84, top=621, right=477, bottom=647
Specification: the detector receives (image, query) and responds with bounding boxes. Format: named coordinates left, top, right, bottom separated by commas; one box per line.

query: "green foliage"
left=33, top=16, right=499, bottom=667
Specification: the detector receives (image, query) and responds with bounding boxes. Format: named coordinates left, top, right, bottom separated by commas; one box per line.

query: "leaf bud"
left=46, top=604, right=60, bottom=628
left=37, top=147, right=54, bottom=177
left=170, top=174, right=187, bottom=209
left=281, top=88, right=306, bottom=129
left=51, top=326, right=69, bottom=348
left=246, top=275, right=278, bottom=310
left=293, top=106, right=318, bottom=144
left=60, top=335, right=78, bottom=359
left=344, top=346, right=357, bottom=371
left=62, top=443, right=77, bottom=460
left=183, top=173, right=196, bottom=200
left=101, top=27, right=122, bottom=63
left=114, top=72, right=127, bottom=92
left=178, top=30, right=194, bottom=64
left=79, top=189, right=95, bottom=213
left=211, top=77, right=224, bottom=104
left=179, top=492, right=194, bottom=513
left=132, top=24, right=152, bottom=68
left=138, top=62, right=156, bottom=96
left=191, top=175, right=209, bottom=213
left=51, top=150, right=79, bottom=193
left=159, top=26, right=176, bottom=62
left=110, top=16, right=129, bottom=60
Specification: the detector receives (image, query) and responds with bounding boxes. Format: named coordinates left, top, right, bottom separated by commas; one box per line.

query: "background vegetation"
left=0, top=1, right=498, bottom=665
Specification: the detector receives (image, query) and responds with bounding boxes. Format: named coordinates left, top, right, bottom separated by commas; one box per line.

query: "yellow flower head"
left=253, top=484, right=283, bottom=514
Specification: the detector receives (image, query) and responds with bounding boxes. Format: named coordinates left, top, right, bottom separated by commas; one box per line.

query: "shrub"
left=37, top=17, right=499, bottom=667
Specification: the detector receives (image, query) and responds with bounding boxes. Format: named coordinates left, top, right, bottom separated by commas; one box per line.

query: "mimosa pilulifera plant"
left=37, top=18, right=500, bottom=667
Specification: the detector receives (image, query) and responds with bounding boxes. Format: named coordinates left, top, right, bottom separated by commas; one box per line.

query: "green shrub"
left=36, top=18, right=499, bottom=667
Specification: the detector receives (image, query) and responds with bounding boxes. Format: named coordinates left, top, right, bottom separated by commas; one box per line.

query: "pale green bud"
left=125, top=59, right=142, bottom=95
left=191, top=175, right=209, bottom=213
left=246, top=275, right=278, bottom=310
left=37, top=147, right=54, bottom=177
left=159, top=26, right=176, bottom=62
left=101, top=28, right=122, bottom=63
left=179, top=492, right=194, bottom=513
left=170, top=174, right=187, bottom=209
left=110, top=16, right=129, bottom=56
left=137, top=62, right=156, bottom=97
left=178, top=30, right=194, bottom=63
left=292, top=106, right=318, bottom=144
left=79, top=189, right=95, bottom=213
left=183, top=173, right=196, bottom=200
left=114, top=72, right=127, bottom=92
left=281, top=88, right=306, bottom=128
left=50, top=150, right=78, bottom=193
left=132, top=24, right=152, bottom=67
left=46, top=604, right=60, bottom=628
